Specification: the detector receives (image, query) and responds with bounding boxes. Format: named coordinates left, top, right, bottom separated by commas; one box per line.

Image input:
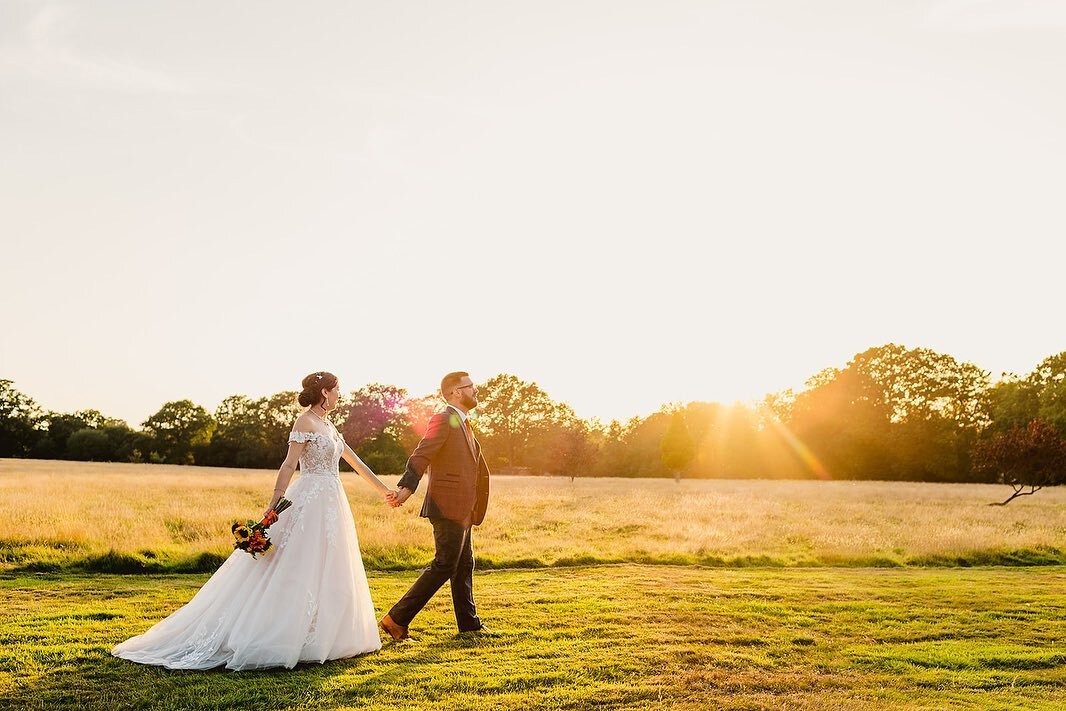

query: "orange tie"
left=464, top=420, right=476, bottom=455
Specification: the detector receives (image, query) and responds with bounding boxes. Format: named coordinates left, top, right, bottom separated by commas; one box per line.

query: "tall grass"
left=2, top=459, right=1064, bottom=573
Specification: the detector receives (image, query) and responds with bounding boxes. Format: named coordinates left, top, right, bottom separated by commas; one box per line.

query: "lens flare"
left=766, top=418, right=832, bottom=480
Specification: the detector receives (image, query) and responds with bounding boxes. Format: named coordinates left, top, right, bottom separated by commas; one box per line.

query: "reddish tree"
left=974, top=418, right=1066, bottom=505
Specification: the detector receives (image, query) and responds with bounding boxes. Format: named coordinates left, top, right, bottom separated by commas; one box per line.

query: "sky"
left=2, top=0, right=1065, bottom=427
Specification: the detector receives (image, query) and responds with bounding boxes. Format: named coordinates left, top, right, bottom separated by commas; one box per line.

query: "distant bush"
left=66, top=429, right=113, bottom=461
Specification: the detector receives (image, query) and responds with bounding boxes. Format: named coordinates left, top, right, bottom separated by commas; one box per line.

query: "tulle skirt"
left=111, top=472, right=382, bottom=671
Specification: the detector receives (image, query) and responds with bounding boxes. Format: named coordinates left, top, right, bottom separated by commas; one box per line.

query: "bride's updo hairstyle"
left=298, top=371, right=338, bottom=408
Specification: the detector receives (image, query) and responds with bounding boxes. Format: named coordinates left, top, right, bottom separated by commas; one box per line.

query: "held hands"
left=394, top=486, right=413, bottom=507
left=384, top=489, right=399, bottom=508
left=382, top=486, right=412, bottom=509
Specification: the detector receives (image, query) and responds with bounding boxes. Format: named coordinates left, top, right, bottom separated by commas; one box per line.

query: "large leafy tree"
left=353, top=432, right=410, bottom=475
left=1029, top=352, right=1066, bottom=433
left=335, top=384, right=410, bottom=450
left=332, top=384, right=424, bottom=474
left=544, top=419, right=601, bottom=480
left=987, top=375, right=1040, bottom=435
left=782, top=345, right=991, bottom=481
left=474, top=374, right=576, bottom=470
left=849, top=344, right=990, bottom=428
left=36, top=409, right=112, bottom=459
left=0, top=380, right=42, bottom=457
left=607, top=412, right=673, bottom=478
left=593, top=419, right=631, bottom=477
left=100, top=422, right=143, bottom=462
left=985, top=352, right=1066, bottom=440
left=686, top=402, right=765, bottom=479
left=204, top=395, right=271, bottom=468
left=142, top=400, right=216, bottom=464
left=660, top=411, right=695, bottom=480
left=261, top=391, right=303, bottom=465
left=786, top=366, right=893, bottom=480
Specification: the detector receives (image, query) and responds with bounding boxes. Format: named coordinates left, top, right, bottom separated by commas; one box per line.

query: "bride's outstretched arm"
left=341, top=442, right=397, bottom=501
left=264, top=441, right=307, bottom=517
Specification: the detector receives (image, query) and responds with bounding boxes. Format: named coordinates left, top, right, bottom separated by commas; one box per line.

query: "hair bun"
left=297, top=371, right=338, bottom=409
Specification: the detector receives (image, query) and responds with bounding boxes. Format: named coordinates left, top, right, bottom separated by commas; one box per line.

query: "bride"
left=111, top=371, right=398, bottom=671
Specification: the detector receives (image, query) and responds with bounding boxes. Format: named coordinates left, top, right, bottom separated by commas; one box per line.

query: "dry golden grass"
left=2, top=458, right=1064, bottom=572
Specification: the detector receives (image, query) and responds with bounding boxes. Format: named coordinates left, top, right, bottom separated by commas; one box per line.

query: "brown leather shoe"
left=380, top=614, right=409, bottom=642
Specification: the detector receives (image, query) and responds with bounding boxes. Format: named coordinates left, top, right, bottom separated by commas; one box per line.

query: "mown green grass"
left=1, top=565, right=1064, bottom=710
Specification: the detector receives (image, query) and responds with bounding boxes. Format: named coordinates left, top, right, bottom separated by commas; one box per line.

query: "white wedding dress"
left=111, top=421, right=382, bottom=670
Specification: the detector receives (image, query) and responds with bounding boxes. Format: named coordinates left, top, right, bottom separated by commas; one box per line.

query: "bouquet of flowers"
left=231, top=497, right=293, bottom=558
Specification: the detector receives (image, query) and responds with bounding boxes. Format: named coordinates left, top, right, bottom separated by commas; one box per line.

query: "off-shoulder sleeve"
left=288, top=431, right=321, bottom=444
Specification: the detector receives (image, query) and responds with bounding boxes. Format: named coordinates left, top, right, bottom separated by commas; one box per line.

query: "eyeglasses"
left=455, top=384, right=476, bottom=392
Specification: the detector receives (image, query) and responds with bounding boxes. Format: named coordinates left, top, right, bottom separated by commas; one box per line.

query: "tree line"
left=1, top=344, right=1064, bottom=493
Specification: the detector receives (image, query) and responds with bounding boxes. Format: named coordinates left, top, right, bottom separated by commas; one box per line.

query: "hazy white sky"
left=2, top=0, right=1064, bottom=426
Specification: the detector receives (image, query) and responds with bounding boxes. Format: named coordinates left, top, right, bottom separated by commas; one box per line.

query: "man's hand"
left=384, top=489, right=399, bottom=508
left=394, top=486, right=413, bottom=506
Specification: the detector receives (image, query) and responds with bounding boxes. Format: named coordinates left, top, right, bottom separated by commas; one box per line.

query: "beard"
left=460, top=392, right=478, bottom=410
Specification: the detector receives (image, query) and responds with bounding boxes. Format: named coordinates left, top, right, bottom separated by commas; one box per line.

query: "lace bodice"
left=288, top=421, right=345, bottom=478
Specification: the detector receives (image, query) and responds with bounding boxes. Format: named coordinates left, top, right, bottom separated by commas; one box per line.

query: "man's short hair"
left=441, top=371, right=470, bottom=396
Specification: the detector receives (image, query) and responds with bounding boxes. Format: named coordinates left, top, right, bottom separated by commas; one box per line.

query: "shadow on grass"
left=2, top=654, right=371, bottom=710
left=6, top=545, right=1066, bottom=577
left=1, top=631, right=525, bottom=711
left=14, top=550, right=229, bottom=575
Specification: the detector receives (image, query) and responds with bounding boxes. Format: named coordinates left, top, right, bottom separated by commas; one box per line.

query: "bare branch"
left=989, top=485, right=1043, bottom=506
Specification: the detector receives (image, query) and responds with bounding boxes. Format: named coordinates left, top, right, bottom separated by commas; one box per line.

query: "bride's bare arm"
left=264, top=440, right=307, bottom=515
left=341, top=442, right=395, bottom=498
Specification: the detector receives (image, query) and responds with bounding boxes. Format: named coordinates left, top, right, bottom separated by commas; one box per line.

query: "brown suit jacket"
left=397, top=406, right=491, bottom=527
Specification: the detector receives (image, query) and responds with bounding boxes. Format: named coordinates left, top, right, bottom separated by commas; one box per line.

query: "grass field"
left=1, top=566, right=1064, bottom=709
left=2, top=459, right=1064, bottom=573
left=2, top=459, right=1064, bottom=709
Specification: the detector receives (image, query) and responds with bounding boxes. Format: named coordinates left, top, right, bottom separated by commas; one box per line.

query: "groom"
left=381, top=371, right=491, bottom=640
